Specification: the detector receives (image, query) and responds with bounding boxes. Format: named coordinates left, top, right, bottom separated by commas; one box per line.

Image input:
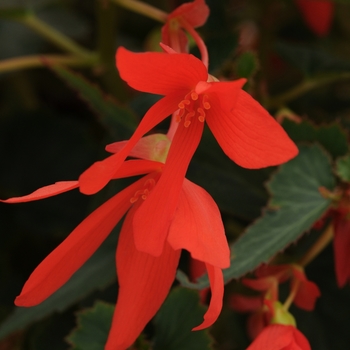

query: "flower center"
left=176, top=90, right=211, bottom=127
left=130, top=178, right=156, bottom=203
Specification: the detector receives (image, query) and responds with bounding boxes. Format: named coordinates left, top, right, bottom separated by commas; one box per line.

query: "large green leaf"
left=66, top=301, right=114, bottom=350
left=178, top=144, right=335, bottom=289
left=0, top=232, right=117, bottom=340
left=50, top=65, right=137, bottom=137
left=153, top=287, right=213, bottom=350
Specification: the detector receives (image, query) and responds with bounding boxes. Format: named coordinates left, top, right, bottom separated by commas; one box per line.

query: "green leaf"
left=50, top=65, right=137, bottom=137
left=66, top=301, right=114, bottom=350
left=153, top=288, right=214, bottom=350
left=336, top=154, right=350, bottom=182
left=236, top=51, right=259, bottom=79
left=282, top=119, right=348, bottom=158
left=178, top=145, right=335, bottom=290
left=0, top=232, right=117, bottom=340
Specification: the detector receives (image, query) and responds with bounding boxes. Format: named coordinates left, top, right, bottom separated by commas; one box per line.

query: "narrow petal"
left=206, top=89, right=298, bottom=169
left=333, top=216, right=350, bottom=287
left=112, top=160, right=163, bottom=179
left=133, top=119, right=204, bottom=256
left=105, top=205, right=181, bottom=350
left=168, top=178, right=230, bottom=268
left=229, top=295, right=264, bottom=313
left=169, top=0, right=210, bottom=28
left=116, top=47, right=208, bottom=95
left=192, top=264, right=224, bottom=330
left=106, top=134, right=170, bottom=163
left=14, top=179, right=144, bottom=306
left=79, top=94, right=180, bottom=195
left=1, top=181, right=78, bottom=203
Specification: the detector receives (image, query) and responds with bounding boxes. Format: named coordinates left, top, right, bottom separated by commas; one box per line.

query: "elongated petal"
left=206, top=89, right=298, bottom=169
left=133, top=119, right=204, bottom=256
left=112, top=160, right=163, bottom=179
left=168, top=0, right=209, bottom=28
left=333, top=216, right=350, bottom=287
left=246, top=325, right=311, bottom=350
left=106, top=134, right=170, bottom=163
left=295, top=0, right=334, bottom=37
left=79, top=94, right=180, bottom=194
left=116, top=47, right=208, bottom=95
left=1, top=181, right=79, bottom=203
left=230, top=295, right=264, bottom=313
left=192, top=264, right=224, bottom=330
left=168, top=178, right=230, bottom=268
left=14, top=179, right=144, bottom=306
left=105, top=205, right=181, bottom=350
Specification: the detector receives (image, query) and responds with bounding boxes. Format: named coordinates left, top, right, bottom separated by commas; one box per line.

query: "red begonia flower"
left=295, top=0, right=334, bottom=37
left=333, top=212, right=350, bottom=287
left=255, top=264, right=320, bottom=311
left=79, top=48, right=297, bottom=257
left=246, top=324, right=311, bottom=350
left=5, top=134, right=230, bottom=349
left=161, top=0, right=209, bottom=61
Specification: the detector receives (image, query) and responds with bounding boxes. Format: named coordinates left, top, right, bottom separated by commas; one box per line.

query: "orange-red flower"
left=2, top=134, right=230, bottom=350
left=161, top=0, right=209, bottom=62
left=246, top=324, right=311, bottom=350
left=79, top=48, right=298, bottom=257
left=295, top=0, right=334, bottom=37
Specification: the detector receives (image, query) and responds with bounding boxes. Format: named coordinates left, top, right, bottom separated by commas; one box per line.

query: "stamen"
left=130, top=179, right=155, bottom=203
left=176, top=90, right=211, bottom=126
left=191, top=92, right=198, bottom=100
left=202, top=95, right=211, bottom=109
left=197, top=107, right=206, bottom=122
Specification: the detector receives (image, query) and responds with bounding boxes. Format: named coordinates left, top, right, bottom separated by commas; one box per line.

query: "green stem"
left=0, top=54, right=97, bottom=73
left=18, top=13, right=93, bottom=57
left=265, top=73, right=350, bottom=109
left=298, top=223, right=334, bottom=267
left=111, top=0, right=167, bottom=22
left=96, top=0, right=128, bottom=101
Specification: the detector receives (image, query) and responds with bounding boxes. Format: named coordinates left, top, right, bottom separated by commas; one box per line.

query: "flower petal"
left=295, top=0, right=334, bottom=37
left=333, top=216, right=350, bottom=287
left=14, top=179, right=144, bottom=306
left=246, top=325, right=311, bottom=350
left=106, top=133, right=170, bottom=163
left=168, top=0, right=210, bottom=28
left=79, top=94, right=180, bottom=195
left=116, top=47, right=208, bottom=95
left=1, top=181, right=79, bottom=203
left=168, top=178, right=230, bottom=268
left=112, top=160, right=163, bottom=179
left=206, top=89, right=298, bottom=169
left=133, top=119, right=204, bottom=257
left=105, top=204, right=181, bottom=350
left=192, top=264, right=224, bottom=330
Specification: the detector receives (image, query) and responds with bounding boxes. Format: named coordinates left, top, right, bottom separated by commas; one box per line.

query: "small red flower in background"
left=162, top=0, right=209, bottom=57
left=246, top=324, right=311, bottom=350
left=230, top=264, right=320, bottom=339
left=295, top=0, right=334, bottom=37
left=2, top=134, right=230, bottom=350
left=79, top=48, right=298, bottom=257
